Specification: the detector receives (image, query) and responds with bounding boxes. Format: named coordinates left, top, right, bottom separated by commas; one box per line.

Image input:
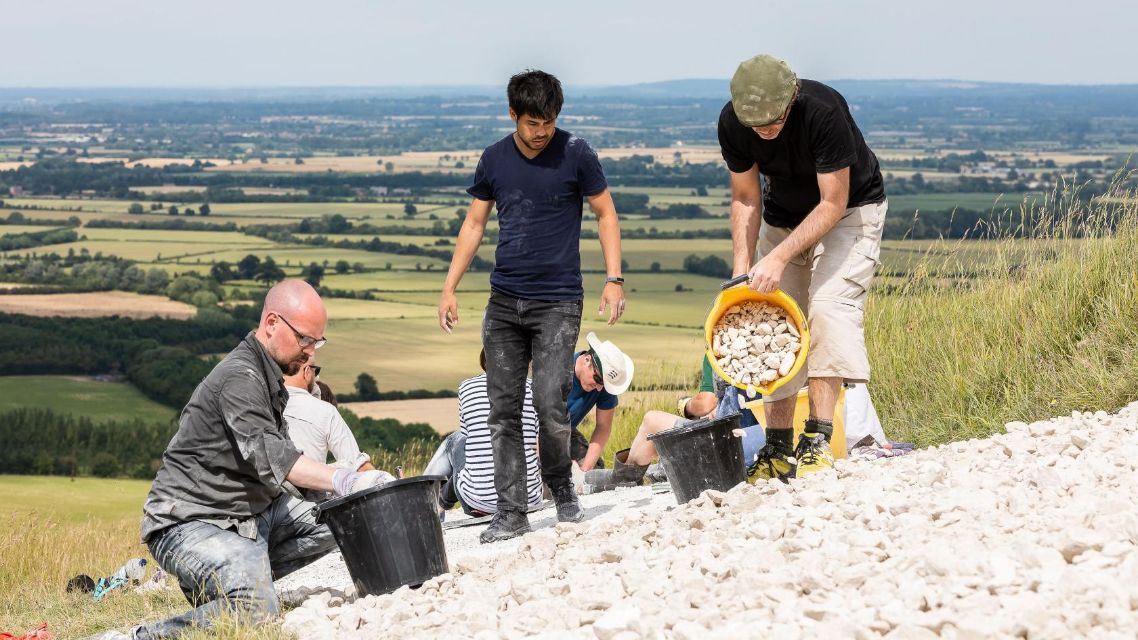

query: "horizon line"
left=2, top=78, right=1138, bottom=91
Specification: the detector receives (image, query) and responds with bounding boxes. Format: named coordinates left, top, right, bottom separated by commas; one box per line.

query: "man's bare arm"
left=587, top=188, right=624, bottom=325
left=729, top=166, right=762, bottom=276
left=438, top=198, right=493, bottom=332
left=747, top=168, right=850, bottom=292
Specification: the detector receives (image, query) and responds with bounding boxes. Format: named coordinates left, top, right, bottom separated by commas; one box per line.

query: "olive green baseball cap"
left=730, top=54, right=798, bottom=127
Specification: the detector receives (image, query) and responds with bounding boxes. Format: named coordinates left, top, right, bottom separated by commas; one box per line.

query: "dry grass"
left=867, top=181, right=1138, bottom=446
left=0, top=291, right=197, bottom=320
left=0, top=477, right=187, bottom=638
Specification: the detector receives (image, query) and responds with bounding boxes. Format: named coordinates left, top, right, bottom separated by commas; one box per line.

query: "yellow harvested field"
left=0, top=291, right=196, bottom=319
left=342, top=398, right=458, bottom=435
left=596, top=146, right=725, bottom=165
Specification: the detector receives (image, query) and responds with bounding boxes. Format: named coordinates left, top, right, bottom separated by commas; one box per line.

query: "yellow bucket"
left=704, top=279, right=810, bottom=397
left=742, top=386, right=847, bottom=461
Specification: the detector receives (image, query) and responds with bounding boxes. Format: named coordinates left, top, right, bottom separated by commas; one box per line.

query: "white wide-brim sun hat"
left=586, top=331, right=634, bottom=396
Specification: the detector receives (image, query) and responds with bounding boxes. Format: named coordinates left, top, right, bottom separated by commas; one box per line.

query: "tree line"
left=0, top=227, right=79, bottom=251
left=0, top=310, right=249, bottom=407
left=0, top=406, right=440, bottom=479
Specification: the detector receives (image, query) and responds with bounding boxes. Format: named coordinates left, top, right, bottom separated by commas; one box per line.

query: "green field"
left=887, top=191, right=1044, bottom=213
left=0, top=376, right=177, bottom=424
left=5, top=474, right=151, bottom=524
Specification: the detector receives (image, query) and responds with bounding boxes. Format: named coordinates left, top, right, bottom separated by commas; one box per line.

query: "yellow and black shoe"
left=794, top=419, right=835, bottom=478
left=746, top=442, right=796, bottom=483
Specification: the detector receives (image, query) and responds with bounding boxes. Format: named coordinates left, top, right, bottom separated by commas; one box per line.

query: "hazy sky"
left=3, top=0, right=1135, bottom=87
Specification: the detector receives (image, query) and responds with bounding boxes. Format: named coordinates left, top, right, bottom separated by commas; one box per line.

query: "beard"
left=278, top=352, right=308, bottom=376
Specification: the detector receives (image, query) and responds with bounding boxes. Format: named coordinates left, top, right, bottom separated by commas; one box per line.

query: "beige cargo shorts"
left=759, top=199, right=887, bottom=401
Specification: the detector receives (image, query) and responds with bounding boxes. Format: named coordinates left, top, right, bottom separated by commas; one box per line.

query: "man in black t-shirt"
left=438, top=70, right=626, bottom=543
left=718, top=54, right=887, bottom=482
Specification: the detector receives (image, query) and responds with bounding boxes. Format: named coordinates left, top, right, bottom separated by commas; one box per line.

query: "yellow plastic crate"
left=742, top=385, right=847, bottom=460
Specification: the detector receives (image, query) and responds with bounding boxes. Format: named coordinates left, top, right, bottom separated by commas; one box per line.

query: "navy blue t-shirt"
left=567, top=350, right=619, bottom=428
left=467, top=129, right=608, bottom=301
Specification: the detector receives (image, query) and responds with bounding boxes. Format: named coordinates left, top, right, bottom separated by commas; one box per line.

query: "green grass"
left=0, top=376, right=176, bottom=424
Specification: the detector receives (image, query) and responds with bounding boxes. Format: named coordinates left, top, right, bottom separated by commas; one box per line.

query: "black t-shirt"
left=718, top=79, right=886, bottom=228
left=468, top=128, right=608, bottom=301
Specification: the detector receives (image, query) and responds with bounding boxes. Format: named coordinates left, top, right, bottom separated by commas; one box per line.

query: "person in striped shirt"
left=424, top=351, right=542, bottom=518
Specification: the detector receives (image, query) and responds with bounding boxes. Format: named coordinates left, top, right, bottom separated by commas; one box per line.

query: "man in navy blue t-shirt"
left=438, top=70, right=626, bottom=543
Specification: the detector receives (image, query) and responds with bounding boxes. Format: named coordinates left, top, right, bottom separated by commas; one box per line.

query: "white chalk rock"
left=778, top=351, right=796, bottom=377
left=592, top=605, right=642, bottom=640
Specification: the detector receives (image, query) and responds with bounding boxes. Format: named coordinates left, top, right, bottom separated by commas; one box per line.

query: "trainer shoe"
left=478, top=510, right=532, bottom=544
left=794, top=419, right=835, bottom=477
left=746, top=442, right=796, bottom=483
left=551, top=483, right=584, bottom=523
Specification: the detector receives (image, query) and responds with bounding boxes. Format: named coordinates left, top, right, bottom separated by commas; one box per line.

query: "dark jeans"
left=483, top=291, right=581, bottom=513
left=424, top=431, right=477, bottom=514
left=138, top=493, right=336, bottom=639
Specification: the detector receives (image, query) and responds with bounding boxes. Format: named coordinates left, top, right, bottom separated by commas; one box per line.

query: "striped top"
left=454, top=374, right=542, bottom=513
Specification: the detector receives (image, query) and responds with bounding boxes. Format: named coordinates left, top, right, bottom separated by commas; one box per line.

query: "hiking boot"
left=551, top=482, right=584, bottom=523
left=583, top=449, right=648, bottom=493
left=478, top=510, right=532, bottom=544
left=746, top=442, right=796, bottom=483
left=794, top=419, right=835, bottom=477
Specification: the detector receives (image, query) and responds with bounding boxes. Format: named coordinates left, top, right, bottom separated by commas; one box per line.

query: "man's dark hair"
left=507, top=70, right=563, bottom=120
left=316, top=380, right=338, bottom=407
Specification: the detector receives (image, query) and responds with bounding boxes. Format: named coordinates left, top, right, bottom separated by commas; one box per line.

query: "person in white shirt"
left=282, top=362, right=374, bottom=472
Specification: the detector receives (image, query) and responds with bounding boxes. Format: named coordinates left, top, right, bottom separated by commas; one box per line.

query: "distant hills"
left=1, top=79, right=1137, bottom=105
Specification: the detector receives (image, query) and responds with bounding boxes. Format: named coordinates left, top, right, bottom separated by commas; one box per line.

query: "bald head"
left=261, top=279, right=326, bottom=326
left=257, top=279, right=328, bottom=375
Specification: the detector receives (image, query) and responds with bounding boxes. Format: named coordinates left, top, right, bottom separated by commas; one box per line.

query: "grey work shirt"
left=140, top=331, right=303, bottom=543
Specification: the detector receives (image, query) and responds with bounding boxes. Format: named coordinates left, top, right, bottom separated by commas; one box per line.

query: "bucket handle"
left=720, top=274, right=751, bottom=290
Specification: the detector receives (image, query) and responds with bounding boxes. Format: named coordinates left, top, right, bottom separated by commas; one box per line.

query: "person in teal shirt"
left=566, top=332, right=634, bottom=471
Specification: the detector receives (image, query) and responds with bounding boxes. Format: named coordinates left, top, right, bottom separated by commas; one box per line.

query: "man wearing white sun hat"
left=565, top=331, right=635, bottom=472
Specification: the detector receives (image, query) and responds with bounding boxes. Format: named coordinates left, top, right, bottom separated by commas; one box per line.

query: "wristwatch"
left=605, top=276, right=625, bottom=285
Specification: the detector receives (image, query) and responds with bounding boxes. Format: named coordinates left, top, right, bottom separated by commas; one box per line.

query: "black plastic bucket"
left=313, top=475, right=448, bottom=597
left=647, top=414, right=745, bottom=504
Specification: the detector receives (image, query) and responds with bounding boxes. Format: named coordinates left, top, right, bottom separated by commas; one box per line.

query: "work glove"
left=332, top=469, right=396, bottom=497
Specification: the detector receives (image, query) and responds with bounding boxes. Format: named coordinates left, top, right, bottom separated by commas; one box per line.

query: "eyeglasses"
left=306, top=364, right=322, bottom=377
left=588, top=349, right=604, bottom=386
left=277, top=314, right=327, bottom=349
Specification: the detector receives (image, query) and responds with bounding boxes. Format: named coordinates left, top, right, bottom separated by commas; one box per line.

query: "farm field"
left=0, top=375, right=177, bottom=425
left=887, top=191, right=1044, bottom=213
left=342, top=398, right=459, bottom=435
left=0, top=224, right=64, bottom=236
left=0, top=291, right=197, bottom=319
left=0, top=190, right=1039, bottom=237
left=314, top=314, right=705, bottom=394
